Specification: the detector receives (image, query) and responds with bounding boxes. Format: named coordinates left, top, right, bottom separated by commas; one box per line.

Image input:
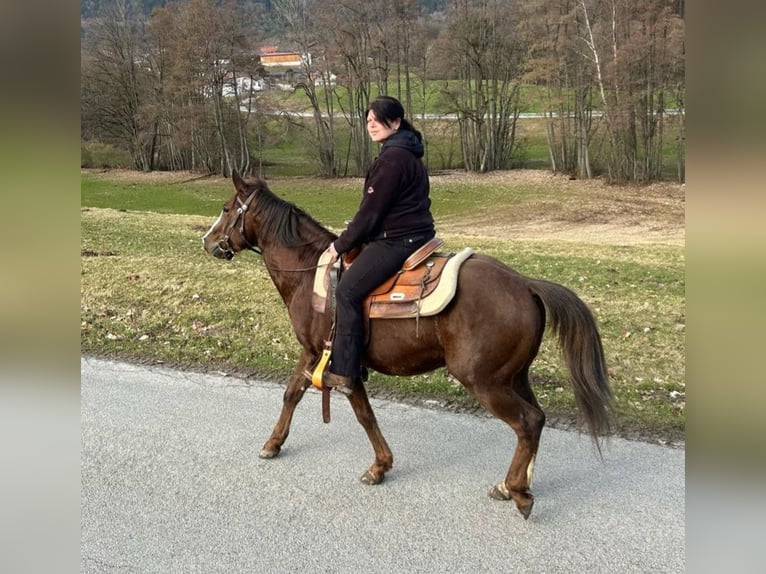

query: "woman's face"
left=366, top=110, right=401, bottom=143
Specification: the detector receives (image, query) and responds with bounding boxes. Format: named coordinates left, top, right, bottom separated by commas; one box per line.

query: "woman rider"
left=322, top=95, right=436, bottom=395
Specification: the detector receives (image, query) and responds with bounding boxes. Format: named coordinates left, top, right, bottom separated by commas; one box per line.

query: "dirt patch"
left=432, top=170, right=685, bottom=246
left=450, top=219, right=685, bottom=246
left=82, top=168, right=221, bottom=185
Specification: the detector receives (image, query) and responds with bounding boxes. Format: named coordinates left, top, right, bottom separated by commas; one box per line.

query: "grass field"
left=81, top=168, right=685, bottom=444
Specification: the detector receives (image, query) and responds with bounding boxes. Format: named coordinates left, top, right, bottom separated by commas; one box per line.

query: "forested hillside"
left=81, top=0, right=447, bottom=20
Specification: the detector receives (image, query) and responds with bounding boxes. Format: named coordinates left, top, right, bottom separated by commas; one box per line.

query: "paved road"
left=81, top=357, right=684, bottom=573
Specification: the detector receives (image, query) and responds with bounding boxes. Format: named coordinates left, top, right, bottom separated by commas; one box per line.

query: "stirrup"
left=305, top=343, right=333, bottom=389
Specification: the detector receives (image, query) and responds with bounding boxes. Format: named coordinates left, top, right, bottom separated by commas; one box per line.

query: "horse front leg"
left=346, top=382, right=394, bottom=485
left=259, top=352, right=313, bottom=459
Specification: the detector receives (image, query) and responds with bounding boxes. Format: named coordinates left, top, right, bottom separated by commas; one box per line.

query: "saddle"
left=312, top=238, right=474, bottom=320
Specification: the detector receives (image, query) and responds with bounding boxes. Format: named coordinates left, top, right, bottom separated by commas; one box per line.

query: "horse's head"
left=202, top=171, right=264, bottom=260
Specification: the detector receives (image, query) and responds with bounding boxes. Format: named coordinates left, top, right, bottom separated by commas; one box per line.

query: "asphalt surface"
left=81, top=357, right=685, bottom=573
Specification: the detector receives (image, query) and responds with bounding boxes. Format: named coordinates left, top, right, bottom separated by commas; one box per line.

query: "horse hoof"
left=360, top=470, right=383, bottom=485
left=517, top=499, right=534, bottom=520
left=489, top=483, right=534, bottom=518
left=488, top=483, right=512, bottom=501
left=259, top=447, right=280, bottom=459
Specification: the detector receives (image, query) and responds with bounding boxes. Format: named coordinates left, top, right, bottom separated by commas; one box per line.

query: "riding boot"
left=322, top=371, right=354, bottom=395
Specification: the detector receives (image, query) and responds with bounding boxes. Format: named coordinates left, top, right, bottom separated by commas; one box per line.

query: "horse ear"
left=232, top=170, right=246, bottom=193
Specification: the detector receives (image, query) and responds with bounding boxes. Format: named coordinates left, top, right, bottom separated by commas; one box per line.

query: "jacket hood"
left=381, top=129, right=424, bottom=158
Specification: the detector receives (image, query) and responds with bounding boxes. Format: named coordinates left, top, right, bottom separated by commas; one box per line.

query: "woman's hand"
left=328, top=242, right=339, bottom=264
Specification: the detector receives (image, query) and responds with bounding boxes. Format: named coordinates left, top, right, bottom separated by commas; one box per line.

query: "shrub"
left=81, top=141, right=133, bottom=169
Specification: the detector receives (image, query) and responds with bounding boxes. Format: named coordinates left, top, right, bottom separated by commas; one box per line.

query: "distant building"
left=222, top=76, right=266, bottom=97
left=258, top=46, right=306, bottom=68
left=312, top=72, right=337, bottom=87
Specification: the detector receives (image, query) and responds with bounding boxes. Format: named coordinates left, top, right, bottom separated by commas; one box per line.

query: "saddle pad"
left=312, top=248, right=338, bottom=308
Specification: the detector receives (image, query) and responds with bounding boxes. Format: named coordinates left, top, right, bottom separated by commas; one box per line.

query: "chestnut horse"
left=202, top=172, right=611, bottom=519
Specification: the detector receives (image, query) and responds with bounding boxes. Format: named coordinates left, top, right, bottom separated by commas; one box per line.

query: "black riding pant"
left=330, top=232, right=434, bottom=378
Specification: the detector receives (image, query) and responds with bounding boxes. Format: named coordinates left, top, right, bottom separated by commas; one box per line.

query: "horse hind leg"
left=474, top=370, right=545, bottom=519
left=259, top=353, right=313, bottom=458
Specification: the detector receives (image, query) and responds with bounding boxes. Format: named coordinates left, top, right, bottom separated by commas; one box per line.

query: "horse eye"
left=222, top=207, right=230, bottom=213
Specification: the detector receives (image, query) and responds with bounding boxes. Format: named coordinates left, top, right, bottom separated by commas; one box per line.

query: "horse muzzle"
left=208, top=239, right=235, bottom=260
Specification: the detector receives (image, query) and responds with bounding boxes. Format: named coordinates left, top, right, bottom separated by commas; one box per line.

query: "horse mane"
left=251, top=180, right=336, bottom=249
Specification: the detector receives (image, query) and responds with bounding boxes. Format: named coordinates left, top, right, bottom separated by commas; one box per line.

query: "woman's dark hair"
left=366, top=95, right=423, bottom=143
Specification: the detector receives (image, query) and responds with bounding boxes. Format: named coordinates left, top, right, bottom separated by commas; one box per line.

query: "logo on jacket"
left=367, top=186, right=375, bottom=194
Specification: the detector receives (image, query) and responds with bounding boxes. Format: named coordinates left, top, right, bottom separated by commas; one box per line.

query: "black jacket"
left=333, top=130, right=435, bottom=254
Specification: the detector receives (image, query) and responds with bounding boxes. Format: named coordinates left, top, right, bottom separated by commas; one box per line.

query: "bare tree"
left=629, top=0, right=685, bottom=182
left=410, top=15, right=444, bottom=169
left=520, top=0, right=595, bottom=178
left=438, top=0, right=524, bottom=172
left=576, top=0, right=684, bottom=182
left=273, top=0, right=340, bottom=176
left=387, top=0, right=425, bottom=126
left=518, top=0, right=683, bottom=182
left=81, top=0, right=156, bottom=171
left=314, top=0, right=379, bottom=175
left=147, top=0, right=262, bottom=176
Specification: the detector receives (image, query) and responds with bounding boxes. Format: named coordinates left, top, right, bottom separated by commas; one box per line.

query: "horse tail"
left=528, top=278, right=613, bottom=447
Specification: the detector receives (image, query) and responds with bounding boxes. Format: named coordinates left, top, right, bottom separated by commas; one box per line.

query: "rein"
left=251, top=257, right=331, bottom=273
